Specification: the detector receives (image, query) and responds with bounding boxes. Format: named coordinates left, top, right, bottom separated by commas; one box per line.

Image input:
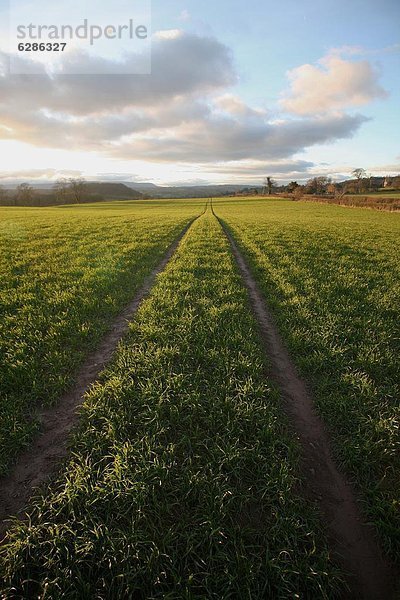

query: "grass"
left=215, top=197, right=400, bottom=562
left=0, top=200, right=201, bottom=475
left=0, top=210, right=342, bottom=599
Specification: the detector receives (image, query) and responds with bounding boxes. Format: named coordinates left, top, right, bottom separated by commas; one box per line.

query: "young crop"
left=1, top=210, right=342, bottom=599
left=216, top=197, right=400, bottom=562
left=0, top=201, right=200, bottom=474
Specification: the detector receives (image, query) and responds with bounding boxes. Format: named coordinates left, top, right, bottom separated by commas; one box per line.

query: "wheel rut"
left=0, top=212, right=202, bottom=542
left=213, top=206, right=397, bottom=600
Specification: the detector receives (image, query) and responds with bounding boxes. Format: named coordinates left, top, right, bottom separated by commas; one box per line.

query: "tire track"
left=0, top=208, right=205, bottom=541
left=212, top=201, right=397, bottom=600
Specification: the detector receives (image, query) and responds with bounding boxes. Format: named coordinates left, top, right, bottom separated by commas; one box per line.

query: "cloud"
left=281, top=51, right=388, bottom=115
left=154, top=29, right=183, bottom=40
left=214, top=94, right=267, bottom=118
left=368, top=162, right=400, bottom=174
left=0, top=36, right=372, bottom=166
left=204, top=159, right=315, bottom=180
left=0, top=168, right=82, bottom=182
left=110, top=113, right=367, bottom=163
left=0, top=32, right=236, bottom=115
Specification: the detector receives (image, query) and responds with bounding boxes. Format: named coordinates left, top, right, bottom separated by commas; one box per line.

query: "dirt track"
left=214, top=209, right=397, bottom=600
left=0, top=216, right=200, bottom=542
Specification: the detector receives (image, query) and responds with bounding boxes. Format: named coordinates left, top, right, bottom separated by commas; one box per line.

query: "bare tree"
left=263, top=176, right=277, bottom=195
left=352, top=168, right=366, bottom=180
left=54, top=178, right=71, bottom=203
left=16, top=183, right=35, bottom=205
left=352, top=168, right=367, bottom=193
left=305, top=176, right=331, bottom=195
left=68, top=177, right=86, bottom=203
left=0, top=185, right=9, bottom=205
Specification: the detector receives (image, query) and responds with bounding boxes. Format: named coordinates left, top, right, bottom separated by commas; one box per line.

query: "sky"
left=0, top=0, right=399, bottom=186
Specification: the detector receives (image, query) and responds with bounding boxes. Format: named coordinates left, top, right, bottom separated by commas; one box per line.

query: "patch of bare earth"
left=217, top=214, right=398, bottom=600
left=0, top=217, right=198, bottom=542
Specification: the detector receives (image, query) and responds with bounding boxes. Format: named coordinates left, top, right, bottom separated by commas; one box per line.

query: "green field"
left=0, top=201, right=201, bottom=475
left=1, top=211, right=342, bottom=598
left=217, top=198, right=400, bottom=560
left=0, top=198, right=399, bottom=597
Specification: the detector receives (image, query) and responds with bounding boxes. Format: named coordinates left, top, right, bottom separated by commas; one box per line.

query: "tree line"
left=262, top=169, right=400, bottom=198
left=0, top=178, right=88, bottom=206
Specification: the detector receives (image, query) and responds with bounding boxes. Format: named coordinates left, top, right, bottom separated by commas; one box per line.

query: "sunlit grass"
left=0, top=200, right=201, bottom=474
left=0, top=210, right=342, bottom=599
left=216, top=197, right=400, bottom=562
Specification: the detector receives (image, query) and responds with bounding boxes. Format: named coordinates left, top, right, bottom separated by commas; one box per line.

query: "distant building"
left=383, top=177, right=392, bottom=188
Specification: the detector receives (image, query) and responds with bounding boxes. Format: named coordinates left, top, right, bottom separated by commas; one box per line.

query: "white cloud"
left=153, top=29, right=183, bottom=40
left=281, top=51, right=388, bottom=115
left=368, top=162, right=400, bottom=174
left=214, top=94, right=267, bottom=118
left=0, top=168, right=81, bottom=182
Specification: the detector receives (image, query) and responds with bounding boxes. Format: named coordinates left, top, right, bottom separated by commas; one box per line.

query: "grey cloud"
left=0, top=33, right=234, bottom=150
left=209, top=160, right=315, bottom=176
left=111, top=113, right=368, bottom=163
left=0, top=97, right=210, bottom=148
left=0, top=33, right=235, bottom=116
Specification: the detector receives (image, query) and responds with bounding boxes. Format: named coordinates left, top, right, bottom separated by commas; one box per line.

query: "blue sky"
left=0, top=0, right=399, bottom=184
left=153, top=0, right=400, bottom=168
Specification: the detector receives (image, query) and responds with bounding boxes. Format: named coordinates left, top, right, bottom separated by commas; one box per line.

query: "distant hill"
left=84, top=182, right=143, bottom=199
left=0, top=182, right=144, bottom=206
left=124, top=183, right=259, bottom=198
left=3, top=181, right=143, bottom=198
